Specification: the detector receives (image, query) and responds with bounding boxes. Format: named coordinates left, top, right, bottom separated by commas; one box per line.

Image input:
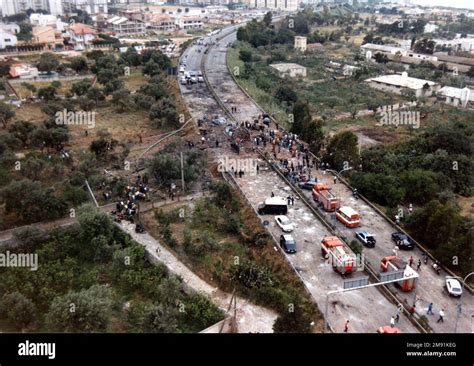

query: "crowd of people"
left=111, top=176, right=149, bottom=226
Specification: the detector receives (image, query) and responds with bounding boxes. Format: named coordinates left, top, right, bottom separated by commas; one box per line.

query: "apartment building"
left=62, top=0, right=108, bottom=15
left=149, top=14, right=177, bottom=32
left=107, top=16, right=145, bottom=36
left=175, top=16, right=204, bottom=30
left=247, top=0, right=298, bottom=12
left=1, top=0, right=62, bottom=16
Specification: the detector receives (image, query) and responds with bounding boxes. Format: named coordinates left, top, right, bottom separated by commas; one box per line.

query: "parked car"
left=445, top=276, right=463, bottom=297
left=355, top=230, right=376, bottom=248
left=391, top=232, right=414, bottom=250
left=280, top=234, right=297, bottom=254
left=179, top=77, right=187, bottom=85
left=275, top=215, right=294, bottom=232
left=298, top=178, right=317, bottom=190
left=190, top=76, right=197, bottom=84
left=197, top=76, right=204, bottom=83
left=212, top=116, right=226, bottom=126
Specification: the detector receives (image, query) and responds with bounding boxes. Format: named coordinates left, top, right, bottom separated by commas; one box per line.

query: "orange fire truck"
left=321, top=236, right=357, bottom=275
left=380, top=256, right=418, bottom=292
left=377, top=326, right=401, bottom=334
left=312, top=183, right=340, bottom=212
left=336, top=206, right=360, bottom=228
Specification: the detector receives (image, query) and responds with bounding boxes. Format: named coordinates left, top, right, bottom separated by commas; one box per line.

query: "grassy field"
left=13, top=79, right=86, bottom=98
left=227, top=46, right=289, bottom=129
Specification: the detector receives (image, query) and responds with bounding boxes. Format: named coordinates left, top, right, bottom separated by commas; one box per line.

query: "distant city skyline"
left=404, top=0, right=474, bottom=10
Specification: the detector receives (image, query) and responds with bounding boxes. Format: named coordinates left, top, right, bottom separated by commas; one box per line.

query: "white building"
left=0, top=30, right=17, bottom=49
left=361, top=43, right=438, bottom=62
left=107, top=16, right=145, bottom=36
left=48, top=0, right=62, bottom=16
left=270, top=63, right=307, bottom=78
left=437, top=87, right=473, bottom=108
left=149, top=14, right=176, bottom=32
left=66, top=23, right=97, bottom=49
left=175, top=16, right=203, bottom=30
left=294, top=36, right=307, bottom=52
left=434, top=37, right=474, bottom=53
left=365, top=72, right=440, bottom=98
left=30, top=13, right=58, bottom=26
left=0, top=23, right=21, bottom=34
left=63, top=0, right=108, bottom=15
left=9, top=63, right=39, bottom=79
left=247, top=0, right=298, bottom=12
left=1, top=0, right=62, bottom=16
left=424, top=23, right=438, bottom=34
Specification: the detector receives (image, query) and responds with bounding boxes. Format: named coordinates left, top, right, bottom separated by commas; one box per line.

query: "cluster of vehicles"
left=178, top=56, right=204, bottom=85
left=256, top=182, right=465, bottom=299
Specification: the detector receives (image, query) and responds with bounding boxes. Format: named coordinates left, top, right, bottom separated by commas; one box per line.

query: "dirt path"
left=119, top=220, right=278, bottom=333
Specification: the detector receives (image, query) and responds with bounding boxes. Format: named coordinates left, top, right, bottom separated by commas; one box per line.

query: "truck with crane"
left=380, top=256, right=418, bottom=292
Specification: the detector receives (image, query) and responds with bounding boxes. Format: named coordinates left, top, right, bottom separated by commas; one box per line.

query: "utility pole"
left=180, top=152, right=185, bottom=192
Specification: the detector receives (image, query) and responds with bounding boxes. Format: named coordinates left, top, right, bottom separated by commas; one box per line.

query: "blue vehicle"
left=355, top=230, right=376, bottom=248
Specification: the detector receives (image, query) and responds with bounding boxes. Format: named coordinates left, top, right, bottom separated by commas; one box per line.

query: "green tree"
left=71, top=79, right=92, bottom=96
left=323, top=130, right=360, bottom=171
left=112, top=88, right=132, bottom=113
left=291, top=100, right=311, bottom=135
left=38, top=86, right=57, bottom=101
left=70, top=57, right=89, bottom=73
left=36, top=53, right=60, bottom=74
left=149, top=98, right=179, bottom=128
left=0, top=103, right=15, bottom=128
left=263, top=11, right=273, bottom=27
left=127, top=302, right=178, bottom=333
left=275, top=85, right=298, bottom=104
left=239, top=49, right=252, bottom=63
left=0, top=179, right=67, bottom=223
left=17, top=22, right=32, bottom=41
left=8, top=120, right=35, bottom=146
left=0, top=292, right=37, bottom=329
left=273, top=300, right=312, bottom=333
left=45, top=285, right=113, bottom=332
left=182, top=293, right=223, bottom=331
left=305, top=120, right=324, bottom=154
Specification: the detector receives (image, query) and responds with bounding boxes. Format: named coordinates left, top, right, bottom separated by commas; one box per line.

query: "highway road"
left=200, top=26, right=473, bottom=334
left=179, top=27, right=422, bottom=333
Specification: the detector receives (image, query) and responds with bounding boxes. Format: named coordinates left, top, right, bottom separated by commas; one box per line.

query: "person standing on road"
left=416, top=259, right=422, bottom=271
left=344, top=320, right=350, bottom=333
left=393, top=245, right=399, bottom=258
left=437, top=309, right=445, bottom=323
left=390, top=316, right=395, bottom=328
left=408, top=256, right=414, bottom=267
left=427, top=303, right=433, bottom=315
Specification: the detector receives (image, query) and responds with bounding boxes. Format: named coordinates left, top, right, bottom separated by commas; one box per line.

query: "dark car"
left=280, top=234, right=297, bottom=254
left=298, top=178, right=317, bottom=190
left=391, top=232, right=414, bottom=250
left=355, top=230, right=376, bottom=248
